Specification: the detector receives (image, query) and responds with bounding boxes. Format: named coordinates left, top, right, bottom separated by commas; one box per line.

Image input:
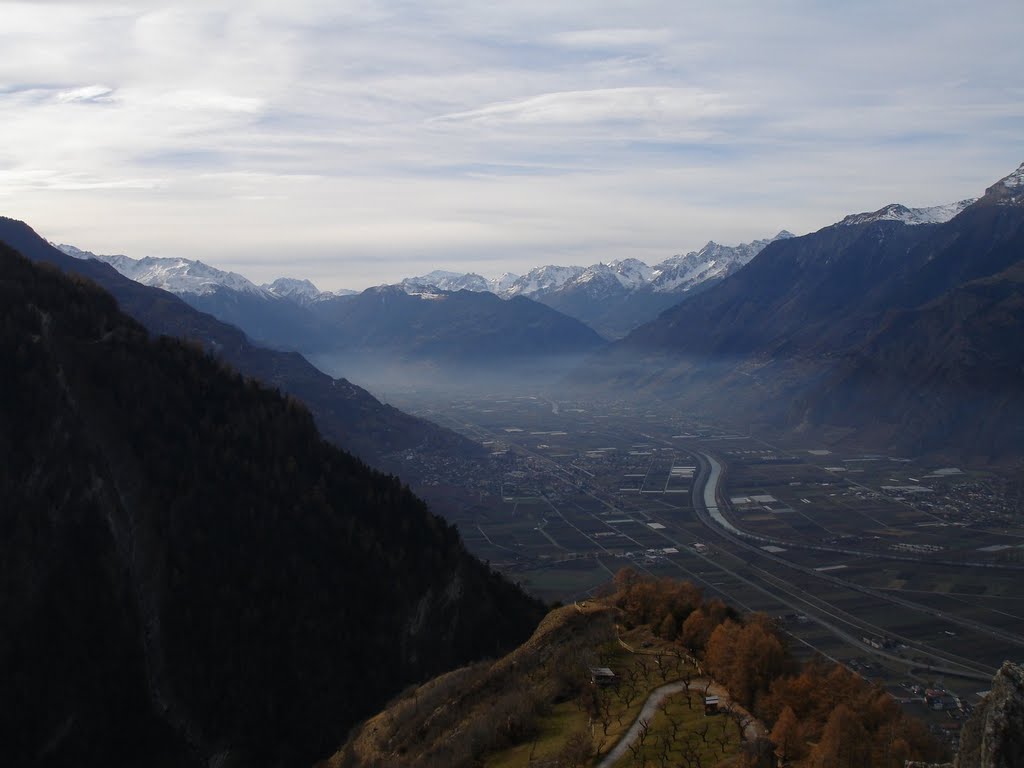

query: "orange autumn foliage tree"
left=608, top=569, right=949, bottom=768
left=770, top=705, right=806, bottom=765
left=703, top=614, right=791, bottom=709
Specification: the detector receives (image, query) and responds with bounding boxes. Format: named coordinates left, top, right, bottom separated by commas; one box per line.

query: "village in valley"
left=383, top=393, right=1024, bottom=752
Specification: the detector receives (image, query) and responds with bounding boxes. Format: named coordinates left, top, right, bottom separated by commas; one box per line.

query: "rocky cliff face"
left=956, top=661, right=1024, bottom=768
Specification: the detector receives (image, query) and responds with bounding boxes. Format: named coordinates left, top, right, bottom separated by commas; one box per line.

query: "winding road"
left=596, top=678, right=763, bottom=768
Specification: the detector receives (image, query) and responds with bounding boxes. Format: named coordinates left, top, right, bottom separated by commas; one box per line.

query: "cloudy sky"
left=1, top=1, right=1022, bottom=290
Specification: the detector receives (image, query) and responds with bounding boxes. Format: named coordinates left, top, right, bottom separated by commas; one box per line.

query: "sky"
left=1, top=1, right=1022, bottom=291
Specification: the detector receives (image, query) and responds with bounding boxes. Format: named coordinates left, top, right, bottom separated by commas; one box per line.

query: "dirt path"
left=595, top=677, right=763, bottom=768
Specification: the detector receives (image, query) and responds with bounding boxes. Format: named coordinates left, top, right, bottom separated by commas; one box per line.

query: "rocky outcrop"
left=956, top=661, right=1024, bottom=768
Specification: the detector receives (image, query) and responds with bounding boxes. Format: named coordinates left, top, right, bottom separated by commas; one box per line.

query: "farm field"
left=397, top=393, right=1024, bottom=704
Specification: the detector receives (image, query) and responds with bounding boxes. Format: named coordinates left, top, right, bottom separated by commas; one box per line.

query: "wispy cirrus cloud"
left=433, top=87, right=737, bottom=127
left=0, top=0, right=1021, bottom=290
left=56, top=85, right=115, bottom=103
left=551, top=28, right=674, bottom=49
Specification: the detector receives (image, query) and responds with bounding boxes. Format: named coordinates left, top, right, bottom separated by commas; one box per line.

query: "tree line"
left=609, top=569, right=949, bottom=767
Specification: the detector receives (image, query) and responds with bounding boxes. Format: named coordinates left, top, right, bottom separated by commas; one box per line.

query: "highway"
left=684, top=447, right=1006, bottom=680
left=680, top=446, right=1024, bottom=573
left=418, top=401, right=1008, bottom=681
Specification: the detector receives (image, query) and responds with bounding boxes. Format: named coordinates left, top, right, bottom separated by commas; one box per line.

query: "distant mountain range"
left=40, top=160, right=1024, bottom=462
left=57, top=231, right=798, bottom=342
left=382, top=232, right=793, bottom=338
left=501, top=233, right=796, bottom=338
left=1, top=218, right=476, bottom=477
left=55, top=244, right=349, bottom=351
left=56, top=242, right=610, bottom=394
left=56, top=243, right=356, bottom=301
left=576, top=163, right=1024, bottom=461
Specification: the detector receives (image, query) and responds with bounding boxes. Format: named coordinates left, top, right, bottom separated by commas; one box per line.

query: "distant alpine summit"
left=399, top=270, right=515, bottom=294
left=56, top=244, right=350, bottom=302
left=60, top=227, right=800, bottom=342
left=57, top=243, right=270, bottom=296
left=836, top=199, right=976, bottom=227
left=397, top=232, right=795, bottom=338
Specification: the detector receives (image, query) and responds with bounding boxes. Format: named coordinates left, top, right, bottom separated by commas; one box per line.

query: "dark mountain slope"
left=619, top=220, right=936, bottom=358
left=613, top=166, right=1024, bottom=364
left=0, top=217, right=477, bottom=470
left=313, top=285, right=606, bottom=361
left=572, top=164, right=1024, bottom=459
left=535, top=277, right=684, bottom=340
left=0, top=243, right=544, bottom=768
left=183, top=283, right=331, bottom=351
left=798, top=260, right=1024, bottom=459
left=306, top=286, right=607, bottom=396
left=864, top=195, right=1024, bottom=314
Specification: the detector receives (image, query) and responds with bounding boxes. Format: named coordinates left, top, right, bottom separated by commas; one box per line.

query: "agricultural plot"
left=511, top=557, right=613, bottom=602
left=404, top=394, right=1024, bottom=689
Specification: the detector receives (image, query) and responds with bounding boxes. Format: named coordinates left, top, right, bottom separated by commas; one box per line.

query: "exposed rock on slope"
left=956, top=661, right=1024, bottom=768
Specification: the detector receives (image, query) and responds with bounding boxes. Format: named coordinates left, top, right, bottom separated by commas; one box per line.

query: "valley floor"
left=390, top=392, right=1024, bottom=755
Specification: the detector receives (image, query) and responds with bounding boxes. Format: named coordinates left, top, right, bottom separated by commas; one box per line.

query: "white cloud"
left=551, top=28, right=673, bottom=49
left=55, top=85, right=115, bottom=103
left=0, top=0, right=1021, bottom=289
left=433, top=87, right=736, bottom=126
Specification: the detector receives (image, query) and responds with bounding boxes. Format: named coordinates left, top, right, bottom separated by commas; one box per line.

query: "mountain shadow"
left=0, top=243, right=544, bottom=768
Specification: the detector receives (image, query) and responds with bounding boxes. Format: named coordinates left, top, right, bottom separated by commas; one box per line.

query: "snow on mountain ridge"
left=57, top=244, right=271, bottom=297
left=983, top=162, right=1024, bottom=205
left=504, top=264, right=586, bottom=297
left=400, top=270, right=492, bottom=293
left=837, top=199, right=976, bottom=227
left=262, top=277, right=350, bottom=303
left=648, top=231, right=794, bottom=294
left=263, top=277, right=321, bottom=300
left=607, top=258, right=655, bottom=289
left=490, top=272, right=521, bottom=293
left=1001, top=162, right=1024, bottom=190
left=420, top=232, right=796, bottom=302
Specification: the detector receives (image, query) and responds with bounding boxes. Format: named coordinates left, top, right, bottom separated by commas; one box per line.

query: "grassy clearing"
left=485, top=625, right=723, bottom=768
left=486, top=700, right=588, bottom=768
left=610, top=690, right=742, bottom=768
left=517, top=561, right=610, bottom=597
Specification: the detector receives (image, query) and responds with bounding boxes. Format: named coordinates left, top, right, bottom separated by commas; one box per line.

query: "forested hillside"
left=0, top=244, right=544, bottom=768
left=331, top=571, right=948, bottom=768
left=0, top=216, right=478, bottom=473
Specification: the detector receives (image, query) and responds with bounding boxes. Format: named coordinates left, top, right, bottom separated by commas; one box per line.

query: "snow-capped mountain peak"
left=836, top=199, right=976, bottom=227
left=262, top=277, right=352, bottom=303
left=57, top=244, right=269, bottom=297
left=489, top=272, right=521, bottom=293
left=982, top=161, right=1024, bottom=205
left=504, top=264, right=586, bottom=297
left=570, top=263, right=619, bottom=289
left=607, top=258, right=655, bottom=289
left=1001, top=162, right=1024, bottom=190
left=263, top=277, right=321, bottom=300
left=400, top=270, right=491, bottom=293
left=648, top=231, right=793, bottom=294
